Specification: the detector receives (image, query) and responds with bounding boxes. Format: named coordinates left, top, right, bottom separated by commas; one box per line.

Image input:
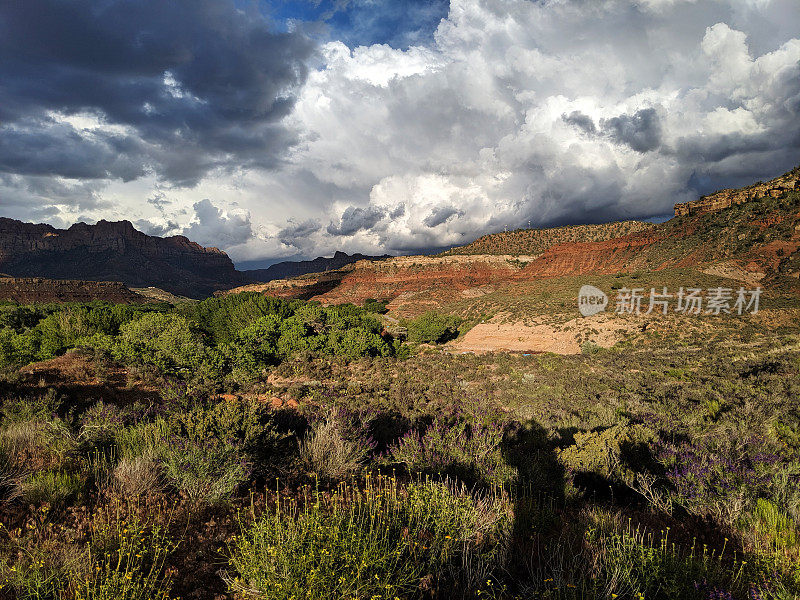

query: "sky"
left=1, top=0, right=799, bottom=267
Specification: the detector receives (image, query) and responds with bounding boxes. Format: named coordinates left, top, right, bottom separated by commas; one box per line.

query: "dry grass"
left=299, top=413, right=372, bottom=481
left=108, top=454, right=164, bottom=499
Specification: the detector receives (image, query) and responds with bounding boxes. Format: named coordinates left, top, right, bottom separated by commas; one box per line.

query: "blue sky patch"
left=263, top=0, right=449, bottom=48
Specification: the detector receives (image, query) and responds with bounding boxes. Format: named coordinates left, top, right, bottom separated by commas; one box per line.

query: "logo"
left=578, top=285, right=608, bottom=316
left=576, top=284, right=761, bottom=316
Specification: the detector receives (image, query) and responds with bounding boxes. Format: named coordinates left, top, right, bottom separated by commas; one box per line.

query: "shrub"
left=0, top=439, right=22, bottom=505
left=1, top=418, right=77, bottom=472
left=79, top=401, right=126, bottom=447
left=0, top=505, right=83, bottom=599
left=299, top=412, right=375, bottom=481
left=109, top=455, right=163, bottom=499
left=1, top=388, right=61, bottom=424
left=656, top=434, right=781, bottom=528
left=22, top=470, right=83, bottom=506
left=581, top=340, right=601, bottom=355
left=73, top=504, right=176, bottom=600
left=557, top=423, right=657, bottom=499
left=160, top=401, right=276, bottom=504
left=227, top=315, right=282, bottom=375
left=325, top=326, right=392, bottom=359
left=182, top=292, right=296, bottom=344
left=750, top=498, right=799, bottom=562
left=115, top=418, right=170, bottom=462
left=583, top=511, right=778, bottom=599
left=276, top=317, right=319, bottom=357
left=113, top=313, right=206, bottom=376
left=363, top=298, right=389, bottom=314
left=389, top=414, right=517, bottom=487
left=226, top=476, right=511, bottom=600
left=162, top=433, right=248, bottom=505
left=0, top=327, right=37, bottom=368
left=406, top=312, right=462, bottom=344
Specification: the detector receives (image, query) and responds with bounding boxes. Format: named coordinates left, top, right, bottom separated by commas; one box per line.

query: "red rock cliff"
left=0, top=218, right=248, bottom=298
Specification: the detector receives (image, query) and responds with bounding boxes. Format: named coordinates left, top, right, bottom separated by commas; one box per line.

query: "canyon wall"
left=0, top=218, right=248, bottom=298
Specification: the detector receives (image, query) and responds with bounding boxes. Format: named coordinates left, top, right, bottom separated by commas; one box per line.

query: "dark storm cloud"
left=0, top=119, right=148, bottom=181
left=601, top=108, right=662, bottom=153
left=278, top=219, right=322, bottom=247
left=673, top=132, right=776, bottom=165
left=562, top=111, right=597, bottom=135
left=0, top=173, right=108, bottom=225
left=0, top=0, right=315, bottom=185
left=389, top=204, right=406, bottom=219
left=326, top=205, right=385, bottom=235
left=422, top=206, right=464, bottom=228
left=146, top=192, right=171, bottom=211
left=673, top=63, right=800, bottom=168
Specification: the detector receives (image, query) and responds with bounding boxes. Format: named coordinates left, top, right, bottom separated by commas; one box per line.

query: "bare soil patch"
left=450, top=313, right=642, bottom=354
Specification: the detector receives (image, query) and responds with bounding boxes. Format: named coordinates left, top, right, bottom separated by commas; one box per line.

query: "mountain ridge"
left=244, top=251, right=392, bottom=283
left=3, top=165, right=799, bottom=303
left=0, top=217, right=248, bottom=298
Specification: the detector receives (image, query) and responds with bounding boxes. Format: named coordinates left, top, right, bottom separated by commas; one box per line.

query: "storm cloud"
left=182, top=199, right=253, bottom=249
left=562, top=111, right=597, bottom=135
left=601, top=109, right=662, bottom=153
left=0, top=0, right=314, bottom=186
left=278, top=219, right=322, bottom=248
left=423, top=206, right=464, bottom=228
left=327, top=205, right=386, bottom=236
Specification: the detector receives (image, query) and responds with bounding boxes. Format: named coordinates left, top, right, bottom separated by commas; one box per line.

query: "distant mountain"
left=0, top=218, right=249, bottom=298
left=244, top=251, right=391, bottom=283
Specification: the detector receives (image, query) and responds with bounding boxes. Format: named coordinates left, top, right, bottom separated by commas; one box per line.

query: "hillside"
left=441, top=220, right=655, bottom=256
left=0, top=218, right=249, bottom=298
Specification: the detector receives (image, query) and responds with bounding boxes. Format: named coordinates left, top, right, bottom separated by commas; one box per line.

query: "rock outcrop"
left=0, top=218, right=249, bottom=298
left=0, top=277, right=145, bottom=303
left=674, top=167, right=800, bottom=217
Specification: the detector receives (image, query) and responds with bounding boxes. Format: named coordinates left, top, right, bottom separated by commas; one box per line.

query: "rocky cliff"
left=0, top=218, right=249, bottom=298
left=674, top=166, right=800, bottom=217
left=0, top=277, right=145, bottom=304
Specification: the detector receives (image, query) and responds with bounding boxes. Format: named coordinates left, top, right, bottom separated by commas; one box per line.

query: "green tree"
left=406, top=312, right=462, bottom=344
left=114, top=313, right=205, bottom=376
